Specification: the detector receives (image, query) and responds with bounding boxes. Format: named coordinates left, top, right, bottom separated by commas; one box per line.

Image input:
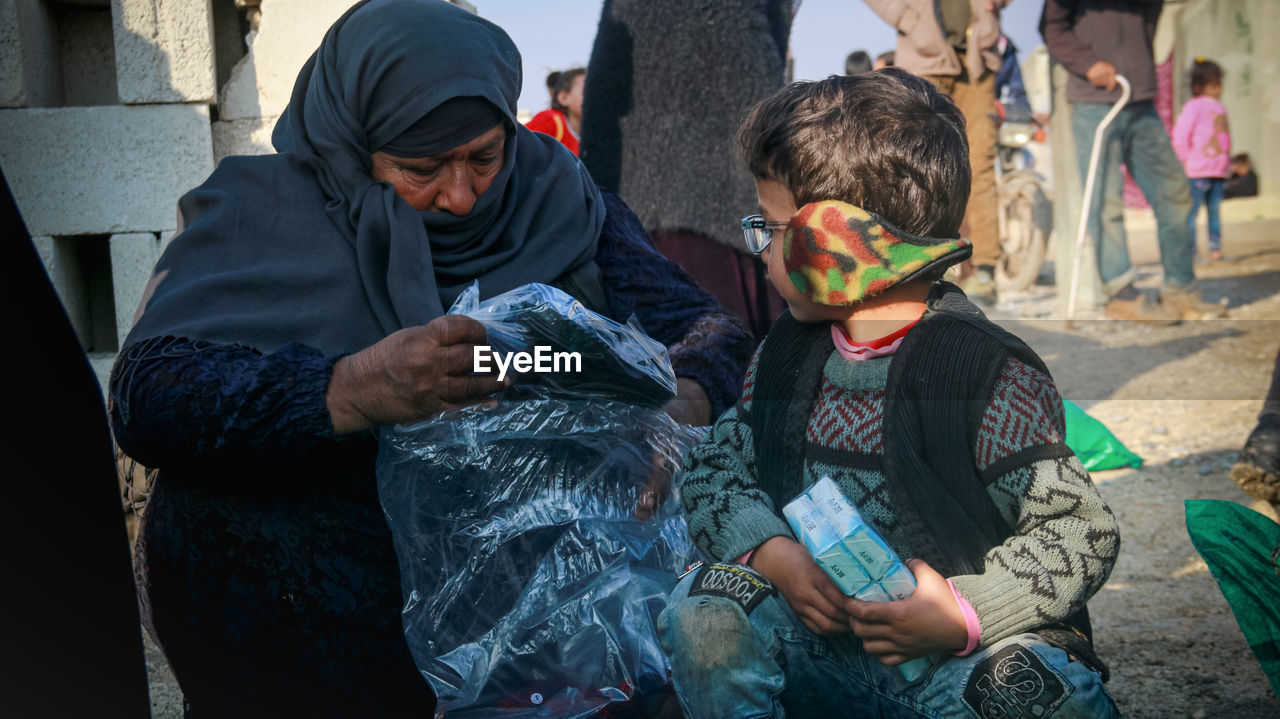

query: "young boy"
left=659, top=70, right=1121, bottom=718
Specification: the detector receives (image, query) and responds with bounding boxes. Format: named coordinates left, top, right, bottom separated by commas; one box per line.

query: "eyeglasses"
left=740, top=214, right=789, bottom=255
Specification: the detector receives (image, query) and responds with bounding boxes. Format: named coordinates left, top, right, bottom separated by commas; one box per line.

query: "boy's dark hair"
left=1232, top=152, right=1251, bottom=165
left=844, top=50, right=872, bottom=76
left=546, top=68, right=586, bottom=114
left=738, top=68, right=970, bottom=239
left=1190, top=58, right=1222, bottom=96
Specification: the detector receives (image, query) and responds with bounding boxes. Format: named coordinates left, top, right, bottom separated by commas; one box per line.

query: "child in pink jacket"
left=1172, top=59, right=1231, bottom=262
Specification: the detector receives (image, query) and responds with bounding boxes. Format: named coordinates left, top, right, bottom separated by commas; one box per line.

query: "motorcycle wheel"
left=996, top=173, right=1051, bottom=293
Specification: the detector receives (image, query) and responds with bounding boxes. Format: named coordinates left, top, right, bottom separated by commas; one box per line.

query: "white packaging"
left=783, top=494, right=869, bottom=595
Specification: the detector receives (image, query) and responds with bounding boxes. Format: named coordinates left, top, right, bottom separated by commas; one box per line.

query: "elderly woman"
left=109, top=0, right=751, bottom=715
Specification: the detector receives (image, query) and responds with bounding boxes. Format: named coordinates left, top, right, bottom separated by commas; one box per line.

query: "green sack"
left=1185, top=499, right=1280, bottom=700
left=1062, top=399, right=1143, bottom=471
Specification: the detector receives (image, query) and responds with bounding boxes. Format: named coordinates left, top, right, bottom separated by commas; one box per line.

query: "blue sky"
left=475, top=0, right=1048, bottom=113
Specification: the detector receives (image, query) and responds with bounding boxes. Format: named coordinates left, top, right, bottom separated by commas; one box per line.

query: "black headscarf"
left=127, top=0, right=604, bottom=355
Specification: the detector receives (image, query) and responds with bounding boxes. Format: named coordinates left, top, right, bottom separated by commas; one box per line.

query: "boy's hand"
left=844, top=559, right=968, bottom=665
left=749, top=536, right=851, bottom=635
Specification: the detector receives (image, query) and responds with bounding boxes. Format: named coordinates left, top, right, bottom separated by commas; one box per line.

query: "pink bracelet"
left=946, top=579, right=982, bottom=656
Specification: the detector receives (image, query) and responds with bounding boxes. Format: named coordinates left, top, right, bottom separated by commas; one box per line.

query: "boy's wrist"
left=946, top=579, right=982, bottom=656
left=747, top=535, right=798, bottom=581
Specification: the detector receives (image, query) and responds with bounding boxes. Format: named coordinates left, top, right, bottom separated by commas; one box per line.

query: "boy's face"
left=754, top=178, right=844, bottom=323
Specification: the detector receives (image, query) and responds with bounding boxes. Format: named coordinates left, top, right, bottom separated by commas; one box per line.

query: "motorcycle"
left=994, top=120, right=1053, bottom=293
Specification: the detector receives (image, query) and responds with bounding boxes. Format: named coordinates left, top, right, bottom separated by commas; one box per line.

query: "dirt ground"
left=137, top=211, right=1280, bottom=718
left=986, top=212, right=1280, bottom=718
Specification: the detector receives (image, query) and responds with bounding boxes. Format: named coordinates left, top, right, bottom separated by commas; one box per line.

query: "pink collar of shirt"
left=831, top=315, right=922, bottom=361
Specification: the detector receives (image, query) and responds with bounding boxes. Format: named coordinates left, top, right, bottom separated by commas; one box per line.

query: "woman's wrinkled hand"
left=750, top=536, right=852, bottom=636
left=326, top=315, right=507, bottom=434
left=843, top=558, right=968, bottom=665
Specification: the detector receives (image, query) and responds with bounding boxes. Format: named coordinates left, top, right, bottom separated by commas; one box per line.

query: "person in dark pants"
left=4, top=166, right=151, bottom=717
left=865, top=0, right=1010, bottom=306
left=1232, top=347, right=1280, bottom=515
left=1040, top=0, right=1226, bottom=324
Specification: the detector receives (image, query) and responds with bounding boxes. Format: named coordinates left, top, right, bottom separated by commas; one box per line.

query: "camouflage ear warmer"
left=783, top=201, right=972, bottom=306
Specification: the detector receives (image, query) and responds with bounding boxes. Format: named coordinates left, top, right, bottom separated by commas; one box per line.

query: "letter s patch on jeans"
left=688, top=563, right=776, bottom=615
left=961, top=644, right=1069, bottom=719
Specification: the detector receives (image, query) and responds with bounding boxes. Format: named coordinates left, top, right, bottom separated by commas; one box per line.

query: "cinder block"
left=60, top=5, right=119, bottom=107
left=0, top=0, right=62, bottom=108
left=0, top=103, right=214, bottom=237
left=211, top=116, right=275, bottom=160
left=218, top=0, right=351, bottom=120
left=113, top=0, right=216, bottom=104
left=110, top=232, right=164, bottom=347
left=32, top=235, right=92, bottom=346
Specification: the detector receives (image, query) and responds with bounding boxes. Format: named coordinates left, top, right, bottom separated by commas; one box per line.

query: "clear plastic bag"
left=380, top=397, right=704, bottom=717
left=448, top=282, right=677, bottom=406
left=378, top=283, right=704, bottom=717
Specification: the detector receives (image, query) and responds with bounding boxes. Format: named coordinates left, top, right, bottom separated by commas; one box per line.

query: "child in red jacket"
left=526, top=68, right=584, bottom=155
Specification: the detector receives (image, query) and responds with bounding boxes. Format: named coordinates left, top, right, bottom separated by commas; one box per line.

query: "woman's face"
left=370, top=124, right=506, bottom=214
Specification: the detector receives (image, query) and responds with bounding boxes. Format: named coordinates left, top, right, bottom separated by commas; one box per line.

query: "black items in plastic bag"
left=379, top=396, right=704, bottom=717
left=379, top=283, right=703, bottom=717
left=448, top=282, right=676, bottom=407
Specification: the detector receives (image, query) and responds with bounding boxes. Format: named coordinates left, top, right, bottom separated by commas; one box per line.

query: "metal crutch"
left=1065, top=74, right=1131, bottom=328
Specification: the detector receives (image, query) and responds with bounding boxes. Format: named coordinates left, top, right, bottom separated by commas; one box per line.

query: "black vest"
left=744, top=282, right=1103, bottom=671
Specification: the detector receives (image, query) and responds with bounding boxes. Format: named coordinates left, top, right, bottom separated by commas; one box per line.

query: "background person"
left=1224, top=152, right=1258, bottom=200
left=845, top=49, right=873, bottom=75
left=109, top=1, right=751, bottom=715
left=864, top=0, right=1010, bottom=305
left=1232, top=347, right=1280, bottom=516
left=525, top=67, right=585, bottom=155
left=1172, top=58, right=1232, bottom=263
left=1040, top=0, right=1225, bottom=323
left=580, top=0, right=795, bottom=342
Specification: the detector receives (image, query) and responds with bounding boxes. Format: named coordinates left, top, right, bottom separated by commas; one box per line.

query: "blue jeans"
left=1072, top=100, right=1194, bottom=293
left=1187, top=178, right=1225, bottom=252
left=658, top=563, right=1118, bottom=719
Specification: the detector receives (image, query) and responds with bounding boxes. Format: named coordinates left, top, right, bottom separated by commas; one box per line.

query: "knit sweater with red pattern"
left=679, top=337, right=1120, bottom=646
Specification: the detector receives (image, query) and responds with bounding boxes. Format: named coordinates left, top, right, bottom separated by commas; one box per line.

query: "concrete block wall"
left=4, top=0, right=480, bottom=377
left=113, top=0, right=217, bottom=104
left=0, top=0, right=62, bottom=108
left=59, top=4, right=121, bottom=107
left=2, top=0, right=220, bottom=371
left=212, top=0, right=476, bottom=159
left=32, top=235, right=92, bottom=345
left=110, top=231, right=173, bottom=347
left=0, top=104, right=214, bottom=237
left=214, top=0, right=353, bottom=157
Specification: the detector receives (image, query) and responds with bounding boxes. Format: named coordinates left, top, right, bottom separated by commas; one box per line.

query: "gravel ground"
left=138, top=218, right=1280, bottom=718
